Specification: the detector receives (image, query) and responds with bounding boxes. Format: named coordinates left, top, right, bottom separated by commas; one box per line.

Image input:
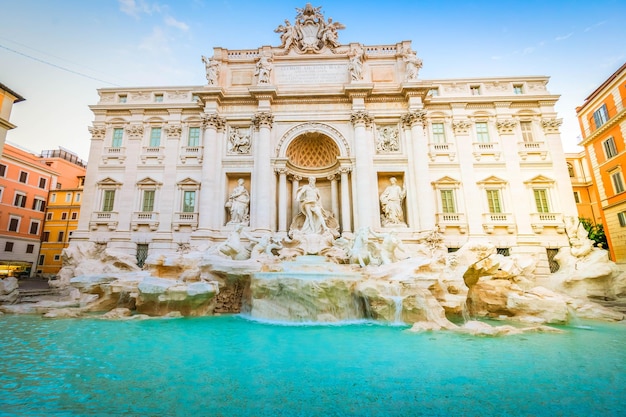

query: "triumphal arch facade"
left=74, top=4, right=577, bottom=273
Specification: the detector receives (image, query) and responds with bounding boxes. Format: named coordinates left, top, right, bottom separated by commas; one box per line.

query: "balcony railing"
left=482, top=212, right=515, bottom=234
left=90, top=211, right=119, bottom=231
left=173, top=212, right=198, bottom=231
left=180, top=146, right=204, bottom=164
left=472, top=142, right=501, bottom=161
left=131, top=212, right=159, bottom=231
left=428, top=143, right=456, bottom=162
left=140, top=146, right=165, bottom=163
left=436, top=212, right=467, bottom=233
left=530, top=212, right=565, bottom=233
left=102, top=147, right=126, bottom=164
left=517, top=141, right=548, bottom=160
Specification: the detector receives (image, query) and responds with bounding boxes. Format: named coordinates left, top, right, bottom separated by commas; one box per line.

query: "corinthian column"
left=402, top=110, right=434, bottom=231
left=339, top=167, right=352, bottom=233
left=350, top=110, right=374, bottom=229
left=252, top=111, right=274, bottom=231
left=198, top=113, right=225, bottom=231
left=276, top=168, right=288, bottom=232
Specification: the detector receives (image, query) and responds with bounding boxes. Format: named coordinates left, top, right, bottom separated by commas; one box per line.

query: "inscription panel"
left=275, top=64, right=348, bottom=85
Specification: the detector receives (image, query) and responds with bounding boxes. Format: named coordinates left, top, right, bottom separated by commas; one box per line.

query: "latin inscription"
left=275, top=64, right=348, bottom=85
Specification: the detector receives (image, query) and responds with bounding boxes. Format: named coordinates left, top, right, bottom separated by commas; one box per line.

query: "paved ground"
left=17, top=277, right=51, bottom=290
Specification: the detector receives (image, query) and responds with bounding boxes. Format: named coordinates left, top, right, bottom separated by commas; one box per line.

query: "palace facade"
left=72, top=5, right=577, bottom=276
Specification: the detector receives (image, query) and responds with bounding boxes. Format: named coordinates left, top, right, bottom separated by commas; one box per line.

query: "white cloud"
left=584, top=21, right=606, bottom=32
left=118, top=0, right=161, bottom=18
left=555, top=33, right=573, bottom=41
left=165, top=16, right=190, bottom=32
left=139, top=27, right=171, bottom=53
left=522, top=47, right=535, bottom=55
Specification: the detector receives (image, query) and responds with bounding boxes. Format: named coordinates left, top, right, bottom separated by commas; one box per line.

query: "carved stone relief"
left=375, top=125, right=400, bottom=153
left=228, top=126, right=252, bottom=154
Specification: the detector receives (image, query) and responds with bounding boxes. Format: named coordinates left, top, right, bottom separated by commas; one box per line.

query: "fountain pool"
left=1, top=315, right=625, bottom=416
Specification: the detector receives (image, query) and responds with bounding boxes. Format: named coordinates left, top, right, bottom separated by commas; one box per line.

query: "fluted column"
left=277, top=168, right=288, bottom=232
left=329, top=174, right=339, bottom=219
left=252, top=111, right=274, bottom=231
left=403, top=110, right=435, bottom=231
left=340, top=167, right=352, bottom=233
left=198, top=113, right=225, bottom=231
left=350, top=110, right=374, bottom=230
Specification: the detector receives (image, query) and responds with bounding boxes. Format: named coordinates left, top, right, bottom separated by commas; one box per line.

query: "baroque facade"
left=73, top=4, right=577, bottom=276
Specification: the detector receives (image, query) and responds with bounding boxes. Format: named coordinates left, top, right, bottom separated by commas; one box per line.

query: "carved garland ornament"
left=166, top=124, right=182, bottom=138
left=125, top=124, right=144, bottom=138
left=452, top=120, right=472, bottom=135
left=496, top=119, right=517, bottom=135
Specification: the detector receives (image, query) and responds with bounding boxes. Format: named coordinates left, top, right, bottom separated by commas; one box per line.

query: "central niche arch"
left=286, top=132, right=339, bottom=169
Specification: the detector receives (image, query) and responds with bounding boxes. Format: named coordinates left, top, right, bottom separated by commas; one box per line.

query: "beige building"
left=72, top=4, right=577, bottom=276
left=0, top=83, right=25, bottom=156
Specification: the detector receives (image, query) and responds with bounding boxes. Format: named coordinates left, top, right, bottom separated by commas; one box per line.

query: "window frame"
left=112, top=127, right=124, bottom=148
left=603, top=137, right=618, bottom=159
left=485, top=189, right=502, bottom=213
left=14, top=192, right=27, bottom=208
left=475, top=122, right=490, bottom=143
left=29, top=220, right=40, bottom=235
left=618, top=211, right=626, bottom=227
left=38, top=177, right=47, bottom=189
left=431, top=122, right=446, bottom=144
left=26, top=244, right=35, bottom=254
left=520, top=121, right=534, bottom=142
left=440, top=189, right=456, bottom=213
left=102, top=190, right=116, bottom=212
left=188, top=126, right=201, bottom=147
left=5, top=242, right=14, bottom=252
left=0, top=164, right=6, bottom=177
left=8, top=216, right=20, bottom=232
left=183, top=190, right=196, bottom=213
left=142, top=190, right=156, bottom=212
left=611, top=171, right=625, bottom=194
left=149, top=127, right=162, bottom=147
left=533, top=188, right=550, bottom=213
left=19, top=171, right=28, bottom=183
left=593, top=104, right=609, bottom=129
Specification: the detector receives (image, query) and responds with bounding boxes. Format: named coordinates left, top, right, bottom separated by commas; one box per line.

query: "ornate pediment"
left=524, top=175, right=554, bottom=185
left=274, top=3, right=345, bottom=54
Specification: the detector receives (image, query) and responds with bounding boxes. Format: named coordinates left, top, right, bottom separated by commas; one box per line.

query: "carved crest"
left=274, top=3, right=345, bottom=54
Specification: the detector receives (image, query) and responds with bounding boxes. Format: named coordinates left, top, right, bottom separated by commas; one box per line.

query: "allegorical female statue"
left=226, top=179, right=250, bottom=225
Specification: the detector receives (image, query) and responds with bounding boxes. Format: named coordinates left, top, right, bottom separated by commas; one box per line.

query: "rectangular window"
left=611, top=172, right=625, bottom=194
left=14, top=193, right=27, bottom=208
left=0, top=164, right=6, bottom=177
left=58, top=231, right=65, bottom=242
left=428, top=88, right=439, bottom=97
left=149, top=127, right=162, bottom=147
left=431, top=123, right=446, bottom=143
left=56, top=183, right=62, bottom=189
left=54, top=254, right=61, bottom=261
left=65, top=193, right=72, bottom=202
left=39, top=177, right=47, bottom=189
left=19, top=171, right=28, bottom=183
left=486, top=189, right=502, bottom=213
left=534, top=189, right=550, bottom=213
left=29, top=220, right=40, bottom=235
left=112, top=128, right=124, bottom=148
left=61, top=212, right=68, bottom=220
left=573, top=191, right=581, bottom=204
left=618, top=212, right=626, bottom=227
left=440, top=189, right=456, bottom=213
left=50, top=193, right=57, bottom=203
left=142, top=190, right=155, bottom=212
left=154, top=94, right=163, bottom=103
left=102, top=190, right=115, bottom=212
left=183, top=191, right=196, bottom=213
left=33, top=198, right=46, bottom=212
left=603, top=137, right=618, bottom=159
left=188, top=127, right=201, bottom=147
left=520, top=121, right=534, bottom=142
left=71, top=212, right=78, bottom=220
left=593, top=104, right=609, bottom=129
left=475, top=122, right=490, bottom=143
left=38, top=255, right=45, bottom=265
left=42, top=231, right=50, bottom=242
left=75, top=193, right=81, bottom=202
left=5, top=242, right=14, bottom=252
left=8, top=217, right=19, bottom=232
left=118, top=94, right=127, bottom=103
left=46, top=212, right=53, bottom=221
left=26, top=244, right=34, bottom=254
left=470, top=85, right=481, bottom=95
left=513, top=85, right=523, bottom=94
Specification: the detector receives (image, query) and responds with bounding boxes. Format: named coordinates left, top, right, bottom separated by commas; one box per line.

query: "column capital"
left=541, top=118, right=562, bottom=134
left=165, top=124, right=182, bottom=138
left=401, top=110, right=426, bottom=128
left=274, top=167, right=288, bottom=175
left=350, top=110, right=373, bottom=127
left=339, top=166, right=353, bottom=175
left=125, top=124, right=144, bottom=139
left=202, top=113, right=226, bottom=131
left=452, top=119, right=472, bottom=135
left=89, top=125, right=106, bottom=139
left=252, top=111, right=274, bottom=129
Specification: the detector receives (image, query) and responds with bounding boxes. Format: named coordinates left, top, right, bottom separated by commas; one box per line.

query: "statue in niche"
left=403, top=48, right=422, bottom=81
left=296, top=177, right=329, bottom=235
left=380, top=177, right=407, bottom=227
left=255, top=55, right=273, bottom=85
left=274, top=19, right=299, bottom=50
left=228, top=127, right=251, bottom=154
left=225, top=179, right=250, bottom=225
left=376, top=126, right=399, bottom=153
left=348, top=47, right=364, bottom=81
left=201, top=55, right=220, bottom=85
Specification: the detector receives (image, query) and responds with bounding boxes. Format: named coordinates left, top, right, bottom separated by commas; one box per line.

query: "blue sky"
left=2, top=0, right=624, bottom=159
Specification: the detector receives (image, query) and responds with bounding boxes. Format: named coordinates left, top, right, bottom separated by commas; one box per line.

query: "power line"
left=0, top=42, right=121, bottom=87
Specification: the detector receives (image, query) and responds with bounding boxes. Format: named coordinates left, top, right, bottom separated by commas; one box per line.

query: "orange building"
left=576, top=62, right=626, bottom=263
left=0, top=83, right=25, bottom=156
left=565, top=151, right=601, bottom=223
left=0, top=143, right=54, bottom=277
left=37, top=149, right=86, bottom=276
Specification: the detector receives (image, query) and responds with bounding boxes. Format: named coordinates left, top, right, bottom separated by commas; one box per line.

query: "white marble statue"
left=348, top=48, right=364, bottom=81
left=403, top=48, right=422, bottom=81
left=380, top=177, right=407, bottom=226
left=296, top=177, right=329, bottom=235
left=369, top=229, right=409, bottom=264
left=226, top=179, right=250, bottom=225
left=201, top=55, right=220, bottom=85
left=255, top=55, right=273, bottom=84
left=274, top=19, right=298, bottom=51
left=216, top=224, right=250, bottom=260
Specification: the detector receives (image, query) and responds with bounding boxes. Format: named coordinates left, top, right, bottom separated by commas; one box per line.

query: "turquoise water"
left=0, top=315, right=625, bottom=417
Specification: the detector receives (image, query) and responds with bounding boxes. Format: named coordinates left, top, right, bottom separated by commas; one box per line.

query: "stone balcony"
left=482, top=213, right=516, bottom=234
left=102, top=147, right=126, bottom=164
left=173, top=212, right=198, bottom=231
left=90, top=211, right=119, bottom=231
left=530, top=213, right=565, bottom=233
left=179, top=146, right=203, bottom=164
left=140, top=146, right=165, bottom=164
left=518, top=141, right=548, bottom=160
left=131, top=212, right=160, bottom=231
left=472, top=142, right=501, bottom=161
left=435, top=213, right=467, bottom=233
left=428, top=143, right=456, bottom=162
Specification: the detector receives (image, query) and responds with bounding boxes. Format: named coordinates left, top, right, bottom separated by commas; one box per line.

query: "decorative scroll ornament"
left=274, top=3, right=345, bottom=54
left=202, top=113, right=226, bottom=130
left=126, top=124, right=144, bottom=138
left=252, top=112, right=274, bottom=129
left=165, top=124, right=182, bottom=138
left=401, top=111, right=426, bottom=128
left=452, top=120, right=472, bottom=135
left=376, top=126, right=400, bottom=153
left=350, top=110, right=373, bottom=127
left=541, top=118, right=562, bottom=134
left=89, top=126, right=106, bottom=139
left=496, top=119, right=517, bottom=135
